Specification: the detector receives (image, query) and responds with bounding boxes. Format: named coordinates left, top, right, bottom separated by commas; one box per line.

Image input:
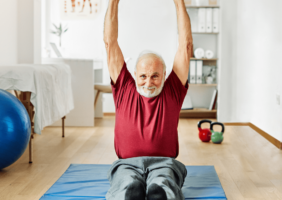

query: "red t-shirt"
left=111, top=62, right=188, bottom=159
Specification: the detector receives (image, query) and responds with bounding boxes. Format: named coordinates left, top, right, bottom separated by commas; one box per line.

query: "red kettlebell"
left=198, top=119, right=212, bottom=142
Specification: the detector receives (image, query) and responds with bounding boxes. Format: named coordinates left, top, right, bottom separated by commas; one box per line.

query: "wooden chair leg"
left=62, top=116, right=66, bottom=137
left=94, top=90, right=100, bottom=109
left=29, top=134, right=33, bottom=163
left=19, top=92, right=34, bottom=164
left=14, top=90, right=19, bottom=99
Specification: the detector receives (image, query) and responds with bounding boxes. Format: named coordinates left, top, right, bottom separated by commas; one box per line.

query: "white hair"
left=135, top=50, right=166, bottom=72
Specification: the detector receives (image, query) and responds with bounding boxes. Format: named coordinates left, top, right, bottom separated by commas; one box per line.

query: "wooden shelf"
left=192, top=32, right=219, bottom=35
left=186, top=5, right=220, bottom=8
left=180, top=108, right=217, bottom=118
left=190, top=58, right=218, bottom=61
left=189, top=84, right=217, bottom=87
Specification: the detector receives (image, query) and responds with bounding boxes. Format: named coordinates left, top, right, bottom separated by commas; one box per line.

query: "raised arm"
left=104, top=0, right=124, bottom=84
left=173, top=0, right=193, bottom=85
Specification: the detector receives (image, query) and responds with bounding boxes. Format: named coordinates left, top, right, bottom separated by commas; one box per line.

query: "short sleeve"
left=164, top=70, right=189, bottom=106
left=111, top=62, right=135, bottom=109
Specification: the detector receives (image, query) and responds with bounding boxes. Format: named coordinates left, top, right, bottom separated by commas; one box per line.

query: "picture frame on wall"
left=61, top=0, right=101, bottom=20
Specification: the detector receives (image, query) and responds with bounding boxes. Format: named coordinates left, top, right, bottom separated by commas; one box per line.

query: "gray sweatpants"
left=106, top=157, right=187, bottom=200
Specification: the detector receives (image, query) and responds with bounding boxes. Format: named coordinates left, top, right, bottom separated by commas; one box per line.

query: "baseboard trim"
left=103, top=113, right=116, bottom=116
left=225, top=122, right=282, bottom=150
left=224, top=122, right=249, bottom=126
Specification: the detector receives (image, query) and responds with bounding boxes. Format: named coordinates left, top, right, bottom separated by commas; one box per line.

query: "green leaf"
left=52, top=23, right=59, bottom=30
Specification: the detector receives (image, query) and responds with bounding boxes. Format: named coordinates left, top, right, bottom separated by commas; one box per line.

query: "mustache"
left=141, top=86, right=156, bottom=90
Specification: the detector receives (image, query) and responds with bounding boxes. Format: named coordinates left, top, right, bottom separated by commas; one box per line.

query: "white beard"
left=136, top=77, right=165, bottom=98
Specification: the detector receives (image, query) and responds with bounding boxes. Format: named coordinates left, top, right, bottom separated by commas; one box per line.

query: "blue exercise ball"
left=0, top=89, right=31, bottom=169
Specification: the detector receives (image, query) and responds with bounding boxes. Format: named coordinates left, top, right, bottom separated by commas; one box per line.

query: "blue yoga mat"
left=40, top=164, right=227, bottom=200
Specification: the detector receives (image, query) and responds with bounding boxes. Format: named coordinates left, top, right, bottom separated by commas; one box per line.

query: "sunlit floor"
left=0, top=116, right=282, bottom=200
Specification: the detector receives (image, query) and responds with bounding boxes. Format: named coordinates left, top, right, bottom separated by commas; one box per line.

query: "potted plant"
left=51, top=23, right=68, bottom=47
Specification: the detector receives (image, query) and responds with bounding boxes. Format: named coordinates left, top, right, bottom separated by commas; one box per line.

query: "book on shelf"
left=181, top=95, right=193, bottom=110
left=212, top=90, right=218, bottom=110
left=196, top=60, right=203, bottom=84
left=198, top=8, right=206, bottom=32
left=209, top=89, right=217, bottom=110
left=190, top=60, right=196, bottom=84
left=206, top=8, right=213, bottom=33
left=212, top=8, right=219, bottom=32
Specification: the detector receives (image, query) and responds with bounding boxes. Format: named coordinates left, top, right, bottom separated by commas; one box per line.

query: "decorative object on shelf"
left=211, top=122, right=225, bottom=144
left=61, top=0, right=101, bottom=20
left=209, top=0, right=218, bottom=6
left=205, top=50, right=214, bottom=59
left=206, top=76, right=213, bottom=84
left=211, top=67, right=217, bottom=83
left=194, top=48, right=205, bottom=59
left=203, top=66, right=216, bottom=84
left=51, top=23, right=68, bottom=47
left=198, top=119, right=212, bottom=142
left=184, top=0, right=192, bottom=5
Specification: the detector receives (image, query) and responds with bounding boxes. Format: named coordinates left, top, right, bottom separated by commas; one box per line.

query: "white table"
left=42, top=58, right=95, bottom=126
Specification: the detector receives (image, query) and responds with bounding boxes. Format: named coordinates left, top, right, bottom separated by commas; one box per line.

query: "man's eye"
left=140, top=75, right=146, bottom=78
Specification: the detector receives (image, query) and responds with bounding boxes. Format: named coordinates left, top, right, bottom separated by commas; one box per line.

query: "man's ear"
left=134, top=71, right=136, bottom=78
left=164, top=71, right=166, bottom=78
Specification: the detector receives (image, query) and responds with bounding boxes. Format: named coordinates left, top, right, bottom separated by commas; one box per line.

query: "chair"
left=94, top=58, right=132, bottom=110
left=94, top=84, right=112, bottom=109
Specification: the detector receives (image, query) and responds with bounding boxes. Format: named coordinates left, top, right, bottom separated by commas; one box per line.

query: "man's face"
left=134, top=55, right=166, bottom=98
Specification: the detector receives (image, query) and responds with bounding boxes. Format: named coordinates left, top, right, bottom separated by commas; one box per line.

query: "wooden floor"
left=1, top=117, right=282, bottom=200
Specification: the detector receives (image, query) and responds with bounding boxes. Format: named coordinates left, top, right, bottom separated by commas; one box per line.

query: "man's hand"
left=104, top=0, right=124, bottom=84
left=173, top=0, right=193, bottom=86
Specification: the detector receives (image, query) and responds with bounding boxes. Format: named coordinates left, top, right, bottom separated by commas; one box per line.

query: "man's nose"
left=145, top=79, right=153, bottom=88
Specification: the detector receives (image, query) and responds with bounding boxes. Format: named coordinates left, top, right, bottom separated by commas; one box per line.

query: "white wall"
left=17, top=0, right=34, bottom=63
left=17, top=0, right=41, bottom=64
left=220, top=0, right=282, bottom=142
left=217, top=0, right=238, bottom=122
left=47, top=0, right=107, bottom=59
left=236, top=0, right=282, bottom=142
left=0, top=0, right=18, bottom=65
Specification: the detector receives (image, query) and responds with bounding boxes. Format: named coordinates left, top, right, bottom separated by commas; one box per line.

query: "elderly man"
left=103, top=0, right=192, bottom=199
